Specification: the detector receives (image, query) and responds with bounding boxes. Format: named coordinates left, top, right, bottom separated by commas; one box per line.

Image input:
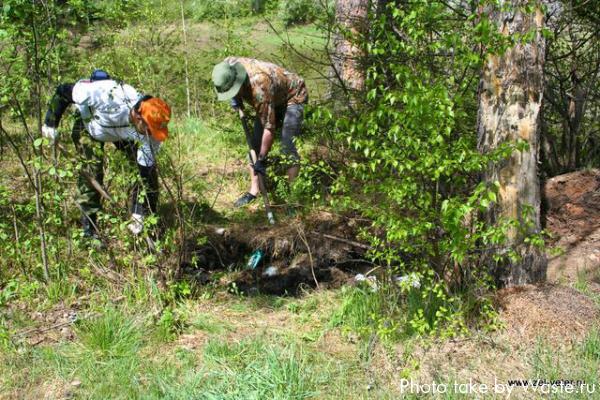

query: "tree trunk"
left=329, top=0, right=369, bottom=104
left=477, top=0, right=548, bottom=287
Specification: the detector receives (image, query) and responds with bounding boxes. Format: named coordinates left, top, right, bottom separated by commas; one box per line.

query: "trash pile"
left=179, top=212, right=373, bottom=295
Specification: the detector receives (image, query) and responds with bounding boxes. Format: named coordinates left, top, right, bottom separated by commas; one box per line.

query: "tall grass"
left=0, top=305, right=367, bottom=399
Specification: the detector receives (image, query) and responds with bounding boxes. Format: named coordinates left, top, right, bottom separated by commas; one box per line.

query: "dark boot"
left=81, top=213, right=99, bottom=239
left=234, top=192, right=257, bottom=208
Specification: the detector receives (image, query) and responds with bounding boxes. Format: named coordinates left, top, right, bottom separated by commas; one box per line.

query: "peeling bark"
left=330, top=0, right=369, bottom=103
left=477, top=1, right=548, bottom=287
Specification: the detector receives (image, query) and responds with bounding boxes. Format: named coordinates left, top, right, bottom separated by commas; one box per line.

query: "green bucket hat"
left=212, top=61, right=248, bottom=101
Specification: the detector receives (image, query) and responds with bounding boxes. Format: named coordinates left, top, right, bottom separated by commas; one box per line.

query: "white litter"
left=263, top=266, right=279, bottom=277
left=354, top=273, right=378, bottom=291
left=394, top=273, right=421, bottom=289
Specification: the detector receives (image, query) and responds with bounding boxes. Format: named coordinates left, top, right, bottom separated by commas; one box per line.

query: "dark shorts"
left=250, top=104, right=304, bottom=166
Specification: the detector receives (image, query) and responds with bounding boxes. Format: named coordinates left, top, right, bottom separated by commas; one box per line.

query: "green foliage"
left=283, top=157, right=335, bottom=207
left=580, top=328, right=600, bottom=362
left=87, top=0, right=146, bottom=25
left=155, top=306, right=188, bottom=341
left=0, top=319, right=11, bottom=350
left=0, top=0, right=83, bottom=107
left=330, top=286, right=385, bottom=339
left=44, top=278, right=78, bottom=305
left=302, top=0, right=532, bottom=337
left=539, top=1, right=600, bottom=175
left=278, top=0, right=321, bottom=27
left=331, top=275, right=478, bottom=341
left=187, top=0, right=253, bottom=21
left=164, top=281, right=195, bottom=303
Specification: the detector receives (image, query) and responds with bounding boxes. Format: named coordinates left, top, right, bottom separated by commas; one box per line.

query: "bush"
left=279, top=0, right=319, bottom=27
left=187, top=0, right=253, bottom=21
left=302, top=1, right=526, bottom=337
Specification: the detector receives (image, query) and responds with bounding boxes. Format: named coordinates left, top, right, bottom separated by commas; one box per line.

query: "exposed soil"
left=545, top=169, right=600, bottom=283
left=180, top=169, right=600, bottom=303
left=9, top=304, right=79, bottom=348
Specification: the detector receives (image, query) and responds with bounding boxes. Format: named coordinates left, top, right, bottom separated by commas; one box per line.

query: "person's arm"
left=257, top=98, right=277, bottom=158
left=251, top=101, right=276, bottom=176
left=251, top=128, right=273, bottom=176
left=259, top=128, right=274, bottom=158
left=44, top=83, right=75, bottom=128
left=128, top=138, right=161, bottom=235
left=136, top=164, right=159, bottom=215
left=42, top=83, right=75, bottom=141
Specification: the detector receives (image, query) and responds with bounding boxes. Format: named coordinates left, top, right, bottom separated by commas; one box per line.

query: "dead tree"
left=329, top=0, right=369, bottom=106
left=477, top=0, right=548, bottom=287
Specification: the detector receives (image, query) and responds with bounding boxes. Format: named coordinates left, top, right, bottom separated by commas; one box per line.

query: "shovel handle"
left=237, top=108, right=275, bottom=225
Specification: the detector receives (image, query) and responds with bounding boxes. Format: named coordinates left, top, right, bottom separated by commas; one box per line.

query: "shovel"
left=236, top=108, right=275, bottom=225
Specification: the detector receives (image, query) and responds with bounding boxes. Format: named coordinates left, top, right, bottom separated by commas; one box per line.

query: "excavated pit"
left=179, top=211, right=371, bottom=295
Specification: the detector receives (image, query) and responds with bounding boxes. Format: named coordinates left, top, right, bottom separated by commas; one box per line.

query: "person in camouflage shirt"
left=212, top=57, right=308, bottom=207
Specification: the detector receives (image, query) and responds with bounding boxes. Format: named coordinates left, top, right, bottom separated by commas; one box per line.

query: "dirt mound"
left=180, top=211, right=370, bottom=295
left=544, top=169, right=600, bottom=282
left=496, top=284, right=599, bottom=344
left=519, top=169, right=600, bottom=335
left=544, top=169, right=600, bottom=244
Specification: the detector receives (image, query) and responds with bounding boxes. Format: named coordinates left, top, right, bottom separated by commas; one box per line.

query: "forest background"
left=0, top=0, right=599, bottom=398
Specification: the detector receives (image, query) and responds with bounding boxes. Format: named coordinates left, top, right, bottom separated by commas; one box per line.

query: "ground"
left=1, top=13, right=600, bottom=400
left=2, top=164, right=600, bottom=400
left=545, top=169, right=600, bottom=289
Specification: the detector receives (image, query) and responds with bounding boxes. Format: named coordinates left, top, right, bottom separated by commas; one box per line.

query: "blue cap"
left=90, top=69, right=110, bottom=81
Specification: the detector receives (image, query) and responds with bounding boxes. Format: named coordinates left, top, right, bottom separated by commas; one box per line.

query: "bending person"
left=212, top=57, right=308, bottom=208
left=42, top=70, right=171, bottom=239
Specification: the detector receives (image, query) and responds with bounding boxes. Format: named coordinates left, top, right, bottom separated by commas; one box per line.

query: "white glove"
left=127, top=213, right=144, bottom=235
left=41, top=125, right=58, bottom=142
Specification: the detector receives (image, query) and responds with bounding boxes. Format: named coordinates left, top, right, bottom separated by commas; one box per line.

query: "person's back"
left=71, top=79, right=139, bottom=136
left=225, top=56, right=308, bottom=124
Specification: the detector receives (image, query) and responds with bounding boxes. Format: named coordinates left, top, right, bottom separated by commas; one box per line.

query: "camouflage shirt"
left=226, top=57, right=308, bottom=131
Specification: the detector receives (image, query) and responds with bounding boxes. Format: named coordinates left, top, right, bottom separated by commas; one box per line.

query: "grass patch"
left=201, top=337, right=320, bottom=399
left=527, top=333, right=600, bottom=400
left=329, top=285, right=384, bottom=340
left=75, top=307, right=143, bottom=359
left=0, top=289, right=399, bottom=399
left=44, top=277, right=78, bottom=306
left=190, top=311, right=234, bottom=334
left=579, top=328, right=600, bottom=362
left=573, top=269, right=600, bottom=310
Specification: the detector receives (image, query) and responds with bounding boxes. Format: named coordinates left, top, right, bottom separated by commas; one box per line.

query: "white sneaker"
left=41, top=125, right=58, bottom=143
left=127, top=213, right=144, bottom=235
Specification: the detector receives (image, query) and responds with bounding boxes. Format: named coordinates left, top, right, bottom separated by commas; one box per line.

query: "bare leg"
left=287, top=165, right=300, bottom=183
left=248, top=164, right=260, bottom=196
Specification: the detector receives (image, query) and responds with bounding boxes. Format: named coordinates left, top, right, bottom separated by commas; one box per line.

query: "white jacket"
left=72, top=79, right=160, bottom=167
